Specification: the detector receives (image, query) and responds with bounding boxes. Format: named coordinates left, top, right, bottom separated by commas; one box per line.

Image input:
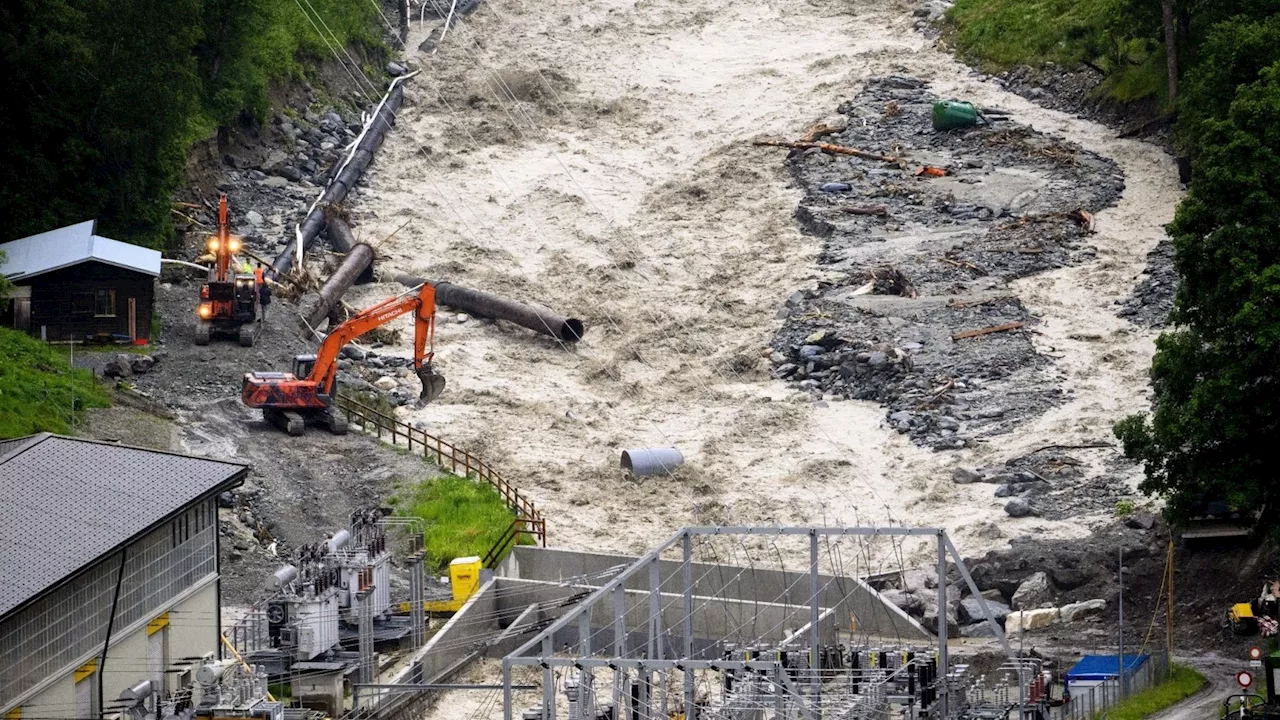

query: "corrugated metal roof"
left=0, top=220, right=161, bottom=280
left=0, top=436, right=36, bottom=462
left=0, top=434, right=246, bottom=618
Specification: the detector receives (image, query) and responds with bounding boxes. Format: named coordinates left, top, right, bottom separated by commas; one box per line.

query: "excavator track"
left=323, top=410, right=349, bottom=435
left=263, top=408, right=305, bottom=436
left=194, top=320, right=211, bottom=346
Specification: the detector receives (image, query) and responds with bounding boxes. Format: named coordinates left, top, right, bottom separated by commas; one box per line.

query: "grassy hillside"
left=392, top=475, right=526, bottom=571
left=0, top=327, right=111, bottom=438
left=947, top=0, right=1166, bottom=103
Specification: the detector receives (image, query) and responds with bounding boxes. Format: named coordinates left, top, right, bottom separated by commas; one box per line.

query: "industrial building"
left=0, top=434, right=247, bottom=719
left=0, top=220, right=161, bottom=343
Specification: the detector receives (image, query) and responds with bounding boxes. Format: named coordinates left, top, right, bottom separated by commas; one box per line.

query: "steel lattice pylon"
left=501, top=526, right=1023, bottom=720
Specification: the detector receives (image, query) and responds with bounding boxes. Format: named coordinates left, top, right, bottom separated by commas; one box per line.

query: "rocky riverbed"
left=770, top=77, right=1124, bottom=451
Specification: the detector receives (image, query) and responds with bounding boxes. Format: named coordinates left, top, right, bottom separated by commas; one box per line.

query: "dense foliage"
left=950, top=0, right=1280, bottom=524
left=1117, top=61, right=1280, bottom=523
left=0, top=327, right=111, bottom=438
left=0, top=0, right=379, bottom=249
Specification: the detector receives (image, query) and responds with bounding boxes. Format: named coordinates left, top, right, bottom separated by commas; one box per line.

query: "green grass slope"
left=0, top=327, right=111, bottom=438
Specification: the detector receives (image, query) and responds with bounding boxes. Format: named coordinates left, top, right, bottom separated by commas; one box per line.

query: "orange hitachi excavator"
left=241, top=284, right=447, bottom=436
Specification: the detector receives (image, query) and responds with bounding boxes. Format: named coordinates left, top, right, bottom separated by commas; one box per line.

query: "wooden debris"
left=1028, top=441, right=1113, bottom=454
left=939, top=257, right=983, bottom=272
left=951, top=321, right=1025, bottom=341
left=946, top=296, right=1011, bottom=309
left=799, top=122, right=846, bottom=142
left=753, top=139, right=898, bottom=163
left=1068, top=208, right=1095, bottom=232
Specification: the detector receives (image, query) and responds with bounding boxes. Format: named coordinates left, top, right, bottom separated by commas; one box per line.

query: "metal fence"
left=334, top=392, right=546, bottom=545
left=1055, top=651, right=1169, bottom=720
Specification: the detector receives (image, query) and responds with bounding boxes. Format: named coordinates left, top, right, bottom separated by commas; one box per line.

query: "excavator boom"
left=241, top=284, right=444, bottom=435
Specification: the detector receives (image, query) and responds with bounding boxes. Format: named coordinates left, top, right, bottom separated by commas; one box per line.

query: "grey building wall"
left=0, top=497, right=218, bottom=707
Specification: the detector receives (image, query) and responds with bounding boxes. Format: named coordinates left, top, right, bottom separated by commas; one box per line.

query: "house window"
left=94, top=289, right=116, bottom=317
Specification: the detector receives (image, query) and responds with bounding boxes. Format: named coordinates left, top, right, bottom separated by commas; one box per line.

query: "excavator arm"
left=309, top=283, right=443, bottom=401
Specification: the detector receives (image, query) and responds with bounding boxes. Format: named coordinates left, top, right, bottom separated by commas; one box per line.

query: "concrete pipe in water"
left=621, top=447, right=684, bottom=477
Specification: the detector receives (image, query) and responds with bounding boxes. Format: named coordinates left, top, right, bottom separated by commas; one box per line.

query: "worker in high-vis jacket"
left=254, top=264, right=271, bottom=320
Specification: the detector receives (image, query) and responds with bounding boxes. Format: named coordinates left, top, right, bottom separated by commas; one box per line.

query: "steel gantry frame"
left=501, top=526, right=1023, bottom=720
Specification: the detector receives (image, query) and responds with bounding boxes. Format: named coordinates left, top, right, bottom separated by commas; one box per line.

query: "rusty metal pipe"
left=268, top=83, right=405, bottom=279
left=393, top=274, right=584, bottom=343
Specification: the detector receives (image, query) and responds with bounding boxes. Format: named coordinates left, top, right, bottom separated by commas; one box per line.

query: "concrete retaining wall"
left=500, top=545, right=928, bottom=641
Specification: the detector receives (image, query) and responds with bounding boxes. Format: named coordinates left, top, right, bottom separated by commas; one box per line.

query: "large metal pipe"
left=268, top=82, right=406, bottom=279
left=325, top=213, right=357, bottom=252
left=621, top=447, right=684, bottom=477
left=393, top=273, right=584, bottom=343
left=304, top=240, right=376, bottom=332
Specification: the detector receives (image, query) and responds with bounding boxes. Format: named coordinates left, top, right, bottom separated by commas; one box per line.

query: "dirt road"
left=341, top=0, right=1180, bottom=564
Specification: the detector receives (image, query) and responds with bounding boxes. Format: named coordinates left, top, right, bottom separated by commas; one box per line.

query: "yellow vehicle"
left=1232, top=602, right=1259, bottom=635
left=398, top=556, right=484, bottom=615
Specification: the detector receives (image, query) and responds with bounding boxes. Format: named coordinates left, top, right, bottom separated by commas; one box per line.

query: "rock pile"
left=103, top=352, right=163, bottom=379
left=1117, top=238, right=1177, bottom=328
left=952, top=446, right=1138, bottom=519
left=880, top=566, right=1105, bottom=639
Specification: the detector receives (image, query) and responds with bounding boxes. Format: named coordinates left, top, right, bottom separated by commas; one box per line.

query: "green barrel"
left=932, top=100, right=981, bottom=131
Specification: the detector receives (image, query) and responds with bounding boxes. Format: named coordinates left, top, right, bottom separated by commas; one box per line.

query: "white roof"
left=0, top=220, right=161, bottom=280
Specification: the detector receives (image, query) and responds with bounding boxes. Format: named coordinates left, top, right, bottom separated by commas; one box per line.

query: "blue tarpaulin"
left=1065, top=655, right=1150, bottom=682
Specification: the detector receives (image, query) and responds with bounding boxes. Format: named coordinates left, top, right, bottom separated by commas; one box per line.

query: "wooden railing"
left=481, top=516, right=546, bottom=569
left=334, top=392, right=546, bottom=545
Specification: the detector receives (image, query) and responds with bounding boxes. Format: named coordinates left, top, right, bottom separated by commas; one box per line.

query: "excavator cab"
left=294, top=354, right=318, bottom=379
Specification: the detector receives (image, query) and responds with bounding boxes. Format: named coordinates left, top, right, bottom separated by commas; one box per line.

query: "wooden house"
left=0, top=220, right=161, bottom=343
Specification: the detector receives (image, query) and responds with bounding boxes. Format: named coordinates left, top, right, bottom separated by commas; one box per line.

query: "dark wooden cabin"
left=0, top=220, right=160, bottom=343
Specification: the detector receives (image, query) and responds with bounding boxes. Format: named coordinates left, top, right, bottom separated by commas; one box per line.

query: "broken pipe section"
left=392, top=273, right=584, bottom=343
left=621, top=447, right=685, bottom=477
left=304, top=238, right=376, bottom=334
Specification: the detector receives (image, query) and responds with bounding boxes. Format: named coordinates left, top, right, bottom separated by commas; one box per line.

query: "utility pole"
left=1118, top=549, right=1125, bottom=700
left=1166, top=540, right=1175, bottom=658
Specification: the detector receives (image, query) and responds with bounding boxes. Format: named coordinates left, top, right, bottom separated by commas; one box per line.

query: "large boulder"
left=901, top=569, right=936, bottom=595
left=960, top=596, right=1011, bottom=624
left=880, top=589, right=925, bottom=616
left=1060, top=599, right=1107, bottom=623
left=1012, top=571, right=1054, bottom=609
left=103, top=353, right=134, bottom=378
left=1006, top=608, right=1059, bottom=634
left=130, top=355, right=157, bottom=374
left=922, top=602, right=961, bottom=638
left=1005, top=498, right=1037, bottom=517
left=961, top=622, right=1001, bottom=638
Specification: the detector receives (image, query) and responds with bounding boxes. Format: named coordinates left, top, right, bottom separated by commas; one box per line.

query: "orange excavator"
left=241, top=284, right=447, bottom=436
left=196, top=194, right=260, bottom=346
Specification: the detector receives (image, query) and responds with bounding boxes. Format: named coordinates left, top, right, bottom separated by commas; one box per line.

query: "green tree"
left=1116, top=62, right=1280, bottom=523
left=0, top=0, right=201, bottom=248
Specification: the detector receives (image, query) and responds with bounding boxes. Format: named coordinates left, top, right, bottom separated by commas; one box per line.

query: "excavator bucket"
left=416, top=364, right=446, bottom=404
